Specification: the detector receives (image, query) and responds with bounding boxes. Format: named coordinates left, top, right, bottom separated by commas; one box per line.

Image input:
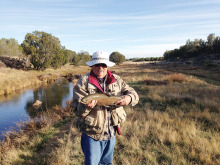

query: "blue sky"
left=1, top=0, right=220, bottom=59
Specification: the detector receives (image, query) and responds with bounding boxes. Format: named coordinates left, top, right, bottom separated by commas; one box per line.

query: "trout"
left=81, top=93, right=121, bottom=106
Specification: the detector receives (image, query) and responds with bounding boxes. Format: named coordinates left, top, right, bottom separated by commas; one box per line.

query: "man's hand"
left=85, top=100, right=97, bottom=109
left=115, top=95, right=131, bottom=106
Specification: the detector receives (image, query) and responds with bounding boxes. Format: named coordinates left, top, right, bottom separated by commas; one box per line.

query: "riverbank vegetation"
left=0, top=64, right=90, bottom=96
left=0, top=62, right=219, bottom=165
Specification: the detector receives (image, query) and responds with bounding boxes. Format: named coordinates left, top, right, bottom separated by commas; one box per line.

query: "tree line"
left=129, top=57, right=163, bottom=62
left=163, top=33, right=220, bottom=60
left=0, top=31, right=126, bottom=70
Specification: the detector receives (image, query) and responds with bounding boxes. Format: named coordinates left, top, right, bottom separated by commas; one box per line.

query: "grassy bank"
left=0, top=62, right=220, bottom=164
left=0, top=64, right=90, bottom=96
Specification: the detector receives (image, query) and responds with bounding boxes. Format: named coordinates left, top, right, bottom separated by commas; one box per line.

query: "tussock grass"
left=0, top=62, right=220, bottom=164
left=165, top=73, right=187, bottom=83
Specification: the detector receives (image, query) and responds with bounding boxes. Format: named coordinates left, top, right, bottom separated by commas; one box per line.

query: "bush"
left=71, top=51, right=91, bottom=66
left=0, top=38, right=24, bottom=57
left=109, top=51, right=125, bottom=65
left=166, top=73, right=186, bottom=83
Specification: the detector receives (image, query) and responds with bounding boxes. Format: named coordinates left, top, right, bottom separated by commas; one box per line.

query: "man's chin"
left=97, top=74, right=105, bottom=78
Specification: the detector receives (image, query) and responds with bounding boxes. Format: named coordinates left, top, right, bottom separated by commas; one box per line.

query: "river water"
left=0, top=78, right=73, bottom=139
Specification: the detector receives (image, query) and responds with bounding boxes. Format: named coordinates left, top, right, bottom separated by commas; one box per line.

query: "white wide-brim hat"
left=86, top=50, right=115, bottom=67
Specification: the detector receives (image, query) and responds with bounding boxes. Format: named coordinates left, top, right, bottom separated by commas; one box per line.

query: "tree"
left=163, top=33, right=220, bottom=60
left=71, top=53, right=81, bottom=66
left=109, top=51, right=125, bottom=65
left=0, top=38, right=24, bottom=57
left=213, top=36, right=220, bottom=54
left=207, top=33, right=215, bottom=46
left=22, top=31, right=65, bottom=70
left=207, top=33, right=215, bottom=53
left=64, top=49, right=77, bottom=63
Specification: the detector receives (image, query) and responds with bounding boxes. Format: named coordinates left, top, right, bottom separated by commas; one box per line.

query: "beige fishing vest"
left=73, top=72, right=139, bottom=140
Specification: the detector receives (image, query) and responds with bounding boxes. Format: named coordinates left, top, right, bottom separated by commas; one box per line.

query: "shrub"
left=0, top=38, right=24, bottom=57
left=110, top=51, right=125, bottom=65
left=166, top=73, right=186, bottom=83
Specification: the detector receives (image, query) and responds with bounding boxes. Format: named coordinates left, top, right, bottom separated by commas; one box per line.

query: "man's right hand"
left=86, top=100, right=97, bottom=109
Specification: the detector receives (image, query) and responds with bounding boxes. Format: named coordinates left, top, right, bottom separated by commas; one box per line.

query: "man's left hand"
left=115, top=95, right=131, bottom=106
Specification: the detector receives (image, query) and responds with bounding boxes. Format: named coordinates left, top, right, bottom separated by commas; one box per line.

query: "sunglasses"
left=94, top=63, right=107, bottom=68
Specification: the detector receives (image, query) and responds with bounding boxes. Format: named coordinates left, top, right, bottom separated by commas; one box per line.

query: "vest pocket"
left=88, top=84, right=97, bottom=94
left=111, top=107, right=126, bottom=125
left=84, top=111, right=105, bottom=134
left=85, top=115, right=97, bottom=126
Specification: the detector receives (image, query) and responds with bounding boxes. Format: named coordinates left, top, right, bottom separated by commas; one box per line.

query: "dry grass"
left=0, top=62, right=220, bottom=165
left=165, top=73, right=187, bottom=83
left=0, top=64, right=90, bottom=96
left=114, top=107, right=220, bottom=164
left=0, top=102, right=74, bottom=165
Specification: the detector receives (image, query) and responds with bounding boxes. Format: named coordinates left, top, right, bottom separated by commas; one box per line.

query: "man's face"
left=92, top=63, right=108, bottom=78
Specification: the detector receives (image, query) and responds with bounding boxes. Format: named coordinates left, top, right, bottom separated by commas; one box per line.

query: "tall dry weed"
left=165, top=73, right=187, bottom=83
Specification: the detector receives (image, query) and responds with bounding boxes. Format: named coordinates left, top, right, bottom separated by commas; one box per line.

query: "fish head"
left=81, top=96, right=90, bottom=104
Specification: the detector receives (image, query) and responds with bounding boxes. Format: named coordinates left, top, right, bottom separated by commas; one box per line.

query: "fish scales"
left=81, top=93, right=121, bottom=106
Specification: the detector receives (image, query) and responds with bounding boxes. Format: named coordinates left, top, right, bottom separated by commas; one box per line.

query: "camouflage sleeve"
left=72, top=75, right=92, bottom=117
left=115, top=74, right=139, bottom=106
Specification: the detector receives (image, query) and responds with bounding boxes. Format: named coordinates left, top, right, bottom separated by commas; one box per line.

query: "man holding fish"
left=73, top=50, right=139, bottom=165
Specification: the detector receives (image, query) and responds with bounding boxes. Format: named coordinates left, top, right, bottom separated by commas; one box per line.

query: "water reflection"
left=0, top=78, right=73, bottom=139
left=25, top=79, right=72, bottom=118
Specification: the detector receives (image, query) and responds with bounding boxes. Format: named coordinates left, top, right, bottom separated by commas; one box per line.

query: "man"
left=73, top=50, right=139, bottom=165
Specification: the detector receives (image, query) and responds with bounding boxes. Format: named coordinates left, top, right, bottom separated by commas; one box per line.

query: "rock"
left=0, top=56, right=33, bottom=70
left=33, top=100, right=42, bottom=109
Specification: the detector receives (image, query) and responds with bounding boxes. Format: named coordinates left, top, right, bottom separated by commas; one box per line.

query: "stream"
left=0, top=78, right=73, bottom=139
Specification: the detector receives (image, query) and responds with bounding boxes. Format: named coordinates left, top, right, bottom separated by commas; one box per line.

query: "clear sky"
left=1, top=0, right=220, bottom=59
